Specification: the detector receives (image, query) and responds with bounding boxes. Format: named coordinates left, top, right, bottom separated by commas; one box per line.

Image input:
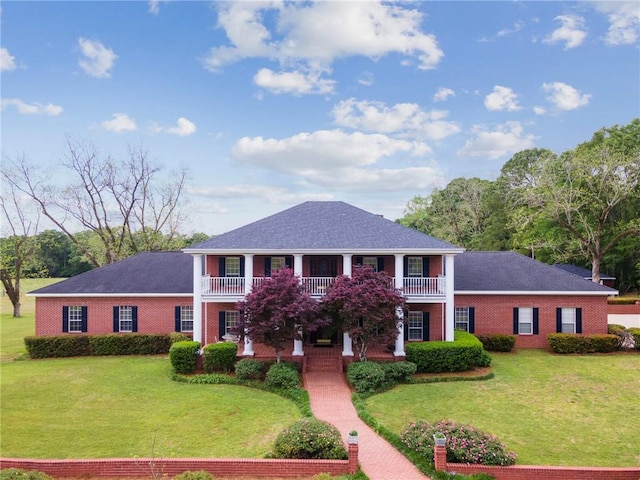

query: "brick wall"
left=456, top=294, right=609, bottom=349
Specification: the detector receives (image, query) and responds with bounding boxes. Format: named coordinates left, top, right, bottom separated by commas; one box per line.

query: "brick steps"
left=305, top=346, right=342, bottom=372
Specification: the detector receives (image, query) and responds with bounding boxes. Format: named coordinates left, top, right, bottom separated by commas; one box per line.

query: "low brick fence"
left=434, top=444, right=640, bottom=480
left=1, top=445, right=358, bottom=478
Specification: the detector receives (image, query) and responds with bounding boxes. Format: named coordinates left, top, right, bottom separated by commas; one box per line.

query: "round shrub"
left=173, top=471, right=214, bottom=480
left=169, top=340, right=201, bottom=374
left=203, top=342, right=237, bottom=373
left=381, top=361, right=417, bottom=382
left=401, top=419, right=517, bottom=466
left=476, top=334, right=516, bottom=352
left=476, top=349, right=492, bottom=367
left=234, top=358, right=266, bottom=380
left=0, top=470, right=53, bottom=480
left=270, top=418, right=347, bottom=460
left=265, top=362, right=301, bottom=389
left=347, top=361, right=385, bottom=393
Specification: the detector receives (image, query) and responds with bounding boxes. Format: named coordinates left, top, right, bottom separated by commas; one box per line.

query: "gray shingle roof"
left=455, top=252, right=616, bottom=293
left=186, top=201, right=462, bottom=252
left=552, top=264, right=616, bottom=280
left=29, top=251, right=193, bottom=295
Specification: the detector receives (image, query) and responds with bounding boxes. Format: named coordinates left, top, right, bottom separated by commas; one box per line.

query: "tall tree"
left=321, top=265, right=406, bottom=361
left=4, top=138, right=188, bottom=267
left=235, top=268, right=326, bottom=363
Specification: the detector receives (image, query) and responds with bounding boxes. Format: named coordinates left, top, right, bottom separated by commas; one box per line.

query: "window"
left=407, top=257, right=423, bottom=276
left=68, top=306, right=83, bottom=333
left=557, top=307, right=582, bottom=334
left=225, top=311, right=239, bottom=336
left=225, top=257, right=240, bottom=276
left=180, top=305, right=194, bottom=332
left=271, top=256, right=286, bottom=273
left=517, top=307, right=533, bottom=335
left=407, top=311, right=423, bottom=341
left=362, top=256, right=378, bottom=271
left=118, top=306, right=134, bottom=332
left=455, top=307, right=470, bottom=332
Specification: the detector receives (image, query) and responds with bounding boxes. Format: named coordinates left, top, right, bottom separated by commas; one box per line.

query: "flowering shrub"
left=347, top=361, right=386, bottom=393
left=400, top=419, right=517, bottom=466
left=269, top=418, right=347, bottom=459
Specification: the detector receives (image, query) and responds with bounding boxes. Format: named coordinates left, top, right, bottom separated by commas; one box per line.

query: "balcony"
left=201, top=275, right=446, bottom=298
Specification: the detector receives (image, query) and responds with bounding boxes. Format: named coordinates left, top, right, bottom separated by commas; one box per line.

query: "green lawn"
left=366, top=350, right=640, bottom=467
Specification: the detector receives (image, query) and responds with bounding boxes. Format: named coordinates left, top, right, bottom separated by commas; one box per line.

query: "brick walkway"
left=303, top=371, right=429, bottom=480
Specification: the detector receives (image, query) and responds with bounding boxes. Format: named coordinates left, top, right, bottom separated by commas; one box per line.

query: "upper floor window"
left=362, top=257, right=378, bottom=271
left=271, top=256, right=286, bottom=272
left=225, top=257, right=240, bottom=276
left=407, top=257, right=423, bottom=277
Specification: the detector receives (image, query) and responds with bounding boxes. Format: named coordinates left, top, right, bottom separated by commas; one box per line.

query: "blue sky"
left=1, top=1, right=638, bottom=236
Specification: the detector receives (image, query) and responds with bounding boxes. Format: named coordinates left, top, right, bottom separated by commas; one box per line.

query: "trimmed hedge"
left=269, top=418, right=347, bottom=460
left=169, top=340, right=201, bottom=374
left=235, top=358, right=267, bottom=380
left=405, top=331, right=487, bottom=373
left=265, top=363, right=301, bottom=389
left=24, top=333, right=175, bottom=358
left=203, top=342, right=238, bottom=373
left=476, top=334, right=515, bottom=352
left=547, top=333, right=618, bottom=354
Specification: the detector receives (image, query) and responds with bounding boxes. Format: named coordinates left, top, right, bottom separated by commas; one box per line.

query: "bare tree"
left=4, top=138, right=188, bottom=267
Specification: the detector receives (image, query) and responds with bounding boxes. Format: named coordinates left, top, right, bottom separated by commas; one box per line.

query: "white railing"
left=201, top=275, right=445, bottom=297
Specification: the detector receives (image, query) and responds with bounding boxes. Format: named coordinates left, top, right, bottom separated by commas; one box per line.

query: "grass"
left=366, top=350, right=640, bottom=467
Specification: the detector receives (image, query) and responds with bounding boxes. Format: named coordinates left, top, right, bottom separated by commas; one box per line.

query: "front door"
left=309, top=256, right=338, bottom=277
left=309, top=324, right=340, bottom=346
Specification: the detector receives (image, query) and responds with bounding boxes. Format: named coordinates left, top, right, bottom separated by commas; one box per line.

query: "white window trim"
left=518, top=307, right=533, bottom=335
left=454, top=307, right=470, bottom=332
left=407, top=257, right=422, bottom=277
left=561, top=307, right=576, bottom=334
left=225, top=257, right=241, bottom=277
left=68, top=306, right=83, bottom=333
left=271, top=256, right=286, bottom=273
left=119, top=306, right=133, bottom=333
left=181, top=305, right=194, bottom=333
left=407, top=311, right=423, bottom=341
left=225, top=310, right=239, bottom=336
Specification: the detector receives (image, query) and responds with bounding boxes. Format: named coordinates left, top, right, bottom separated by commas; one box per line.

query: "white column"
left=445, top=254, right=455, bottom=342
left=242, top=334, right=254, bottom=356
left=244, top=254, right=254, bottom=294
left=394, top=307, right=405, bottom=357
left=342, top=253, right=354, bottom=356
left=293, top=254, right=303, bottom=277
left=394, top=254, right=404, bottom=290
left=192, top=254, right=203, bottom=345
left=293, top=329, right=304, bottom=356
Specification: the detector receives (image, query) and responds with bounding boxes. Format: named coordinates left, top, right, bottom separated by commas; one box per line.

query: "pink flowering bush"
left=400, top=419, right=517, bottom=466
left=269, top=418, right=347, bottom=460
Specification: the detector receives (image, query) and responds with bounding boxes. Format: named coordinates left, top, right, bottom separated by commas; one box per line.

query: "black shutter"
left=422, top=257, right=429, bottom=277
left=240, top=257, right=245, bottom=276
left=468, top=307, right=475, bottom=333
left=403, top=314, right=409, bottom=341
left=556, top=308, right=562, bottom=333
left=219, top=311, right=226, bottom=339
left=355, top=256, right=363, bottom=266
left=175, top=306, right=182, bottom=332
left=576, top=308, right=582, bottom=333
left=533, top=308, right=539, bottom=335
left=219, top=257, right=226, bottom=277
left=113, top=306, right=119, bottom=332
left=285, top=256, right=293, bottom=269
left=422, top=312, right=430, bottom=341
left=62, top=306, right=69, bottom=333
left=403, top=257, right=408, bottom=277
left=377, top=257, right=384, bottom=273
left=132, top=306, right=138, bottom=332
left=81, top=306, right=88, bottom=332
left=264, top=257, right=271, bottom=277
left=512, top=307, right=519, bottom=334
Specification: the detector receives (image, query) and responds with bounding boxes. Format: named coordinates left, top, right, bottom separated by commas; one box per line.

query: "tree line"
left=398, top=119, right=640, bottom=293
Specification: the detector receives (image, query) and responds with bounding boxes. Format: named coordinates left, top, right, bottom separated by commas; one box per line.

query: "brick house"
left=30, top=201, right=616, bottom=354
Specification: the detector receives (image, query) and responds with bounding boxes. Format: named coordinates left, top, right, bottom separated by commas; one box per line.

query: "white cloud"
left=497, top=21, right=525, bottom=38
left=153, top=117, right=197, bottom=136
left=484, top=85, right=521, bottom=111
left=533, top=106, right=546, bottom=115
left=457, top=121, right=536, bottom=160
left=101, top=113, right=137, bottom=132
left=148, top=0, right=169, bottom=15
left=433, top=87, right=455, bottom=102
left=1, top=98, right=63, bottom=116
left=592, top=1, right=639, bottom=45
left=357, top=71, right=374, bottom=87
left=254, top=68, right=335, bottom=95
left=1, top=48, right=16, bottom=72
left=202, top=1, right=443, bottom=94
left=332, top=98, right=460, bottom=140
left=78, top=38, right=117, bottom=78
left=542, top=82, right=591, bottom=110
left=543, top=15, right=587, bottom=49
left=189, top=184, right=334, bottom=203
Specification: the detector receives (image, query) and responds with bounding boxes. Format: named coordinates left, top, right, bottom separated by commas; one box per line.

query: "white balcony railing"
left=202, top=275, right=446, bottom=297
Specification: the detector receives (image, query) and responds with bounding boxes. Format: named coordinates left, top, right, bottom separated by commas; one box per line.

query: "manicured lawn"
left=1, top=355, right=301, bottom=458
left=366, top=349, right=640, bottom=467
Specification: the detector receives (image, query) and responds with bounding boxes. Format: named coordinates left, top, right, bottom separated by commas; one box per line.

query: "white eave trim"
left=183, top=248, right=465, bottom=255
left=455, top=290, right=617, bottom=296
left=27, top=293, right=194, bottom=298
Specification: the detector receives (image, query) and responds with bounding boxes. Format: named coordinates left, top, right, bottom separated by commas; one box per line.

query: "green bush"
left=380, top=361, right=417, bottom=382
left=269, top=418, right=347, bottom=460
left=169, top=340, right=201, bottom=374
left=265, top=362, right=301, bottom=389
left=476, top=349, right=493, bottom=367
left=347, top=361, right=386, bottom=393
left=0, top=470, right=52, bottom=480
left=547, top=333, right=618, bottom=354
left=476, top=334, right=516, bottom=352
left=24, top=335, right=92, bottom=358
left=629, top=328, right=640, bottom=350
left=173, top=471, right=214, bottom=480
left=203, top=342, right=237, bottom=373
left=24, top=334, right=173, bottom=358
left=400, top=419, right=517, bottom=466
left=234, top=358, right=266, bottom=380
left=405, top=331, right=485, bottom=373
left=607, top=324, right=626, bottom=334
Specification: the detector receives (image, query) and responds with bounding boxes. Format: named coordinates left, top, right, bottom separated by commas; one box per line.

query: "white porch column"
left=293, top=327, right=304, bottom=356
left=445, top=254, right=455, bottom=342
left=293, top=254, right=303, bottom=277
left=342, top=253, right=354, bottom=356
left=192, top=254, right=203, bottom=345
left=242, top=334, right=254, bottom=356
left=244, top=254, right=254, bottom=294
left=394, top=307, right=406, bottom=356
left=394, top=254, right=404, bottom=290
